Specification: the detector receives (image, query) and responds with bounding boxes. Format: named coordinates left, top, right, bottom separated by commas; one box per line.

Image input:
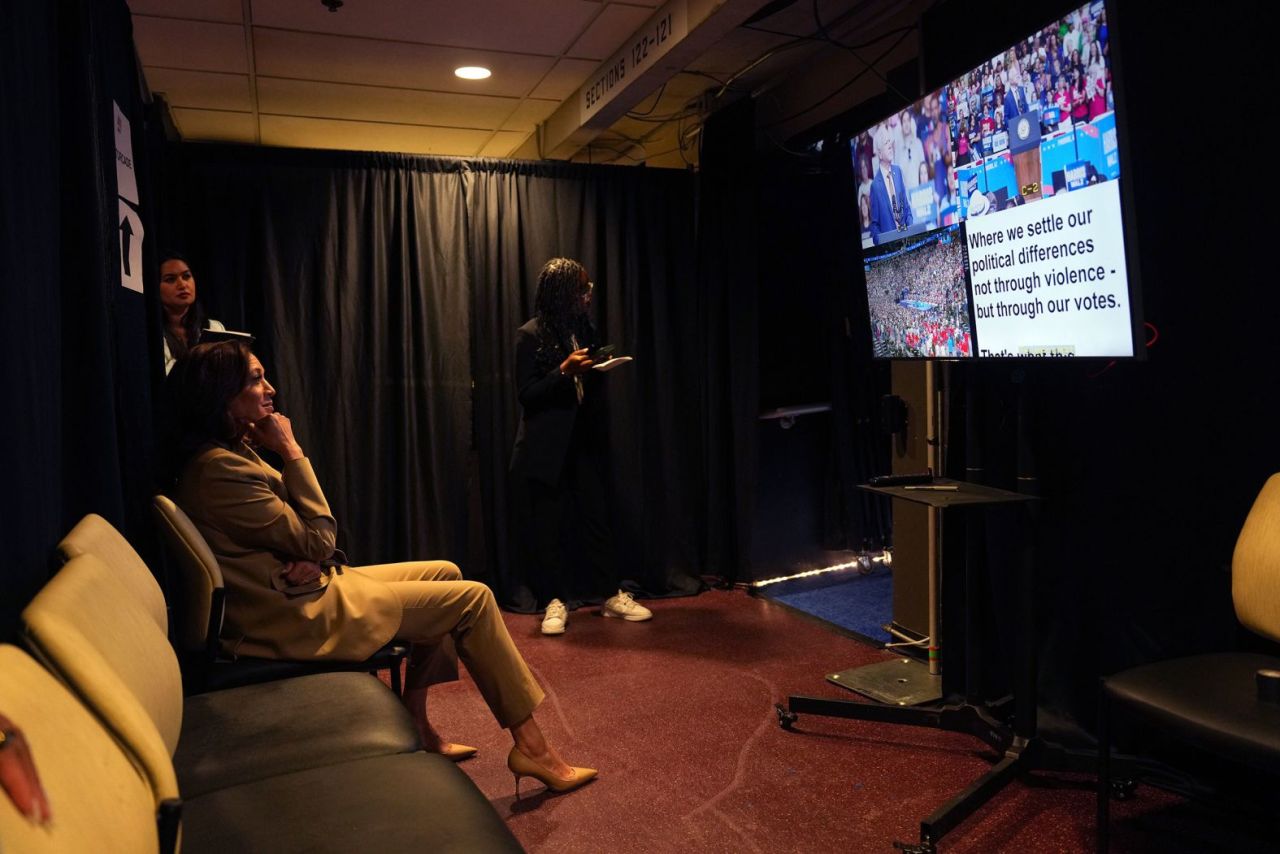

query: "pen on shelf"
left=903, top=485, right=959, bottom=491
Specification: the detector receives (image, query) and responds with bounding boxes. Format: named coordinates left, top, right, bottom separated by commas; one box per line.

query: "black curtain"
left=166, top=146, right=733, bottom=608
left=913, top=0, right=1280, bottom=739
left=749, top=121, right=892, bottom=576
left=163, top=149, right=474, bottom=571
left=694, top=98, right=760, bottom=584
left=0, top=0, right=63, bottom=638
left=1, top=0, right=158, bottom=638
left=465, top=160, right=705, bottom=608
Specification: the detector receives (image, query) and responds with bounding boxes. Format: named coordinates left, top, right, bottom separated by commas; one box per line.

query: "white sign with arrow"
left=113, top=101, right=144, bottom=292
left=118, top=198, right=145, bottom=293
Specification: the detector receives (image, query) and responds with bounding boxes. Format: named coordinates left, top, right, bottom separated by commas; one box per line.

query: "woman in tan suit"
left=164, top=341, right=593, bottom=795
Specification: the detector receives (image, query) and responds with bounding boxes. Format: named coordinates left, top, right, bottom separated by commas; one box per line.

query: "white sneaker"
left=602, top=590, right=652, bottom=622
left=541, top=599, right=567, bottom=635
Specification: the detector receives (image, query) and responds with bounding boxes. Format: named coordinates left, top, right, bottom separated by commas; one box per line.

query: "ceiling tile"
left=127, top=0, right=243, bottom=23
left=132, top=17, right=249, bottom=73
left=171, top=108, right=258, bottom=143
left=254, top=29, right=555, bottom=98
left=251, top=0, right=601, bottom=56
left=528, top=57, right=599, bottom=100
left=567, top=3, right=654, bottom=60
left=499, top=99, right=561, bottom=132
left=259, top=115, right=495, bottom=156
left=478, top=130, right=530, bottom=158
left=258, top=78, right=521, bottom=129
left=142, top=68, right=253, bottom=112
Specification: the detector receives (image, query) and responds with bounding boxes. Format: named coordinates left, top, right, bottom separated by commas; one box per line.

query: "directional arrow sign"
left=119, top=198, right=144, bottom=293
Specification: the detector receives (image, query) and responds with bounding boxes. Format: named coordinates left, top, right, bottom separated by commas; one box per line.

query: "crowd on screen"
left=866, top=238, right=972, bottom=358
left=949, top=3, right=1113, bottom=167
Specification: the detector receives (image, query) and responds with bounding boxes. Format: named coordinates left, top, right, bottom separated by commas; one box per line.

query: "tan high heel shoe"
left=507, top=746, right=597, bottom=797
left=438, top=743, right=478, bottom=762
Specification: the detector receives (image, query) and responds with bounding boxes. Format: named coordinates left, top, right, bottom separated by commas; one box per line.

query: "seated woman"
left=163, top=340, right=593, bottom=795
left=159, top=252, right=225, bottom=375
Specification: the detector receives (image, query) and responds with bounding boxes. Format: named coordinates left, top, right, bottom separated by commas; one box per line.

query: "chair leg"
left=390, top=657, right=403, bottom=696
left=158, top=798, right=182, bottom=854
left=1097, top=679, right=1110, bottom=854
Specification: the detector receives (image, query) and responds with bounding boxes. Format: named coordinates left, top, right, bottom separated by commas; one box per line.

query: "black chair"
left=1097, top=474, right=1280, bottom=851
left=146, top=501, right=407, bottom=695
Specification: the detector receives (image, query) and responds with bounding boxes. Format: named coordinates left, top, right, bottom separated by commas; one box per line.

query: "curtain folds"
left=168, top=147, right=729, bottom=607
left=2, top=0, right=158, bottom=636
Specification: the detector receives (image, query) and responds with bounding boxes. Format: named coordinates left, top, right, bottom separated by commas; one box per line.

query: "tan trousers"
left=350, top=561, right=545, bottom=728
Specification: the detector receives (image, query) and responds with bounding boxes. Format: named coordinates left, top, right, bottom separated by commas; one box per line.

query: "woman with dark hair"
left=165, top=341, right=594, bottom=795
left=509, top=257, right=652, bottom=635
left=159, top=252, right=224, bottom=374
left=1070, top=70, right=1090, bottom=126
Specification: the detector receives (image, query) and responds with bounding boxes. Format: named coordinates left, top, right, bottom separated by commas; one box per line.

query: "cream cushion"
left=22, top=553, right=182, bottom=802
left=58, top=513, right=168, bottom=634
left=153, top=495, right=224, bottom=653
left=0, top=645, right=158, bottom=853
left=1233, top=473, right=1280, bottom=643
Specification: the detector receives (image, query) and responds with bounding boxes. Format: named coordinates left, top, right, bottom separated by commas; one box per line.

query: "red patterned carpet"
left=408, top=588, right=1214, bottom=853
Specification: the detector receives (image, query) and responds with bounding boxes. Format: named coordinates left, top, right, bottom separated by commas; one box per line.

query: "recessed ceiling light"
left=454, top=66, right=491, bottom=80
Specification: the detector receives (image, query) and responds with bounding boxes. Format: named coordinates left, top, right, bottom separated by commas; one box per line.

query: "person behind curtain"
left=509, top=257, right=653, bottom=636
left=159, top=251, right=224, bottom=375
left=164, top=341, right=594, bottom=795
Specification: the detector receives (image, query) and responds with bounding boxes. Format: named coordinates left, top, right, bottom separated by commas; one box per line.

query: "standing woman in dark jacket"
left=509, top=257, right=653, bottom=635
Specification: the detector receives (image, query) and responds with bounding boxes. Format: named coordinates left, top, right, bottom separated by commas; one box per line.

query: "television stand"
left=775, top=479, right=1095, bottom=852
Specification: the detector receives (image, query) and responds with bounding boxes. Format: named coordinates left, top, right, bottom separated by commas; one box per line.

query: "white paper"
left=592, top=356, right=634, bottom=372
left=113, top=102, right=138, bottom=205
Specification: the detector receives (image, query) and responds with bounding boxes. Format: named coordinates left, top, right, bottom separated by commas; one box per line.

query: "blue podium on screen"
left=1073, top=122, right=1105, bottom=177
left=1039, top=114, right=1120, bottom=197
left=1093, top=112, right=1119, bottom=179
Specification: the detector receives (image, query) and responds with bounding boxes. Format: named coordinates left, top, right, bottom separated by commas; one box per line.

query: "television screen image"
left=852, top=87, right=957, bottom=250
left=948, top=2, right=1114, bottom=215
left=852, top=0, right=1137, bottom=359
left=864, top=224, right=974, bottom=359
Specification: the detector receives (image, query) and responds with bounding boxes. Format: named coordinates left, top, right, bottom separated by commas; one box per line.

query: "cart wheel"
left=775, top=703, right=798, bottom=731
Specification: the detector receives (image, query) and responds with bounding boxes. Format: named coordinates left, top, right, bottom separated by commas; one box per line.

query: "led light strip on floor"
left=751, top=551, right=890, bottom=589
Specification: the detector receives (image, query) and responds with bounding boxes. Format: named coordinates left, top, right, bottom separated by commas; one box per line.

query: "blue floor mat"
left=759, top=566, right=892, bottom=644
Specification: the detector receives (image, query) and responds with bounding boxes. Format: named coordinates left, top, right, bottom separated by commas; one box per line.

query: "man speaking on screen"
left=868, top=124, right=913, bottom=245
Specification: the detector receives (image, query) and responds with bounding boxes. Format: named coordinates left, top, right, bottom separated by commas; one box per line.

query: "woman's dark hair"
left=160, top=340, right=252, bottom=485
left=159, top=250, right=211, bottom=361
left=533, top=257, right=591, bottom=355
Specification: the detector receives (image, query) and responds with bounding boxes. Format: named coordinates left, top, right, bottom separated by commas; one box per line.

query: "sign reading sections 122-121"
left=579, top=0, right=687, bottom=125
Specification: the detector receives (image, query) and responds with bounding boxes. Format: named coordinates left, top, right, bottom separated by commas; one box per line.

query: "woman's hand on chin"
left=246, top=413, right=304, bottom=461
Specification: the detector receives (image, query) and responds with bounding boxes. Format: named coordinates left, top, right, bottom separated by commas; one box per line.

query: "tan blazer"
left=173, top=441, right=402, bottom=661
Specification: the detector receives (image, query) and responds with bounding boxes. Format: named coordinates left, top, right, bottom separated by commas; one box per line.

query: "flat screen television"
left=851, top=0, right=1140, bottom=359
